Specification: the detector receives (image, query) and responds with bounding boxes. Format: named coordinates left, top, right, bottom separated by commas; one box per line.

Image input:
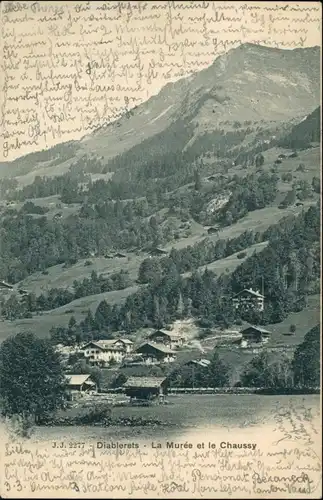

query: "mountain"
left=0, top=43, right=320, bottom=182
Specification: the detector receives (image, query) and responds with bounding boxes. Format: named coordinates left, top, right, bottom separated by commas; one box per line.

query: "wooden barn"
left=66, top=374, right=97, bottom=399
left=240, top=325, right=271, bottom=344
left=122, top=377, right=167, bottom=401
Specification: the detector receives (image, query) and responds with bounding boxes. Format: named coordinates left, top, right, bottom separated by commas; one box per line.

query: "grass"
left=182, top=241, right=268, bottom=278
left=164, top=201, right=315, bottom=251
left=0, top=195, right=80, bottom=221
left=17, top=252, right=147, bottom=294
left=0, top=285, right=139, bottom=341
left=265, top=294, right=320, bottom=347
left=15, top=157, right=77, bottom=187
left=164, top=145, right=319, bottom=252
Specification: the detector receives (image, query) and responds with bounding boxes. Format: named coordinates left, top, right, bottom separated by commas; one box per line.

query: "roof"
left=186, top=358, right=211, bottom=367
left=241, top=325, right=271, bottom=335
left=233, top=288, right=265, bottom=299
left=66, top=374, right=94, bottom=386
left=0, top=280, right=14, bottom=289
left=123, top=377, right=166, bottom=388
left=117, top=338, right=133, bottom=344
left=136, top=342, right=175, bottom=354
left=148, top=330, right=184, bottom=340
left=82, top=340, right=124, bottom=351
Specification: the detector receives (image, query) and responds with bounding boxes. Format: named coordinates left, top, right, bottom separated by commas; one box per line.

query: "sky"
left=0, top=1, right=321, bottom=162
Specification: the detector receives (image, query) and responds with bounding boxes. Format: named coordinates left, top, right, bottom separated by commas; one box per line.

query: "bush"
left=237, top=251, right=247, bottom=259
left=4, top=414, right=35, bottom=439
left=289, top=324, right=296, bottom=334
left=297, top=163, right=305, bottom=172
left=281, top=172, right=293, bottom=182
left=84, top=260, right=92, bottom=266
left=63, top=258, right=78, bottom=268
left=78, top=404, right=111, bottom=424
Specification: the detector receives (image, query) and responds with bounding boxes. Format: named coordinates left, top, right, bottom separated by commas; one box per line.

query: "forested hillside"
left=0, top=44, right=320, bottom=359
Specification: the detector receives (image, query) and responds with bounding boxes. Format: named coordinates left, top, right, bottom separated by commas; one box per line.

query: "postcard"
left=0, top=1, right=321, bottom=498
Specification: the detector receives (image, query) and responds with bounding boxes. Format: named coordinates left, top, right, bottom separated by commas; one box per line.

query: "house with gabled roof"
left=81, top=338, right=133, bottom=366
left=240, top=325, right=271, bottom=345
left=232, top=287, right=265, bottom=312
left=147, top=329, right=185, bottom=349
left=65, top=374, right=97, bottom=396
left=135, top=342, right=176, bottom=364
left=122, top=376, right=168, bottom=400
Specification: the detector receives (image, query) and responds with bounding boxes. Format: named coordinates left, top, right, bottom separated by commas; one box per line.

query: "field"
left=0, top=286, right=139, bottom=341
left=18, top=253, right=147, bottom=294
left=164, top=200, right=316, bottom=252
left=182, top=241, right=268, bottom=278
left=29, top=393, right=321, bottom=441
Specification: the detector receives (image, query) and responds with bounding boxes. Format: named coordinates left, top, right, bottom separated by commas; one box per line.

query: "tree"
left=205, top=349, right=230, bottom=387
left=0, top=332, right=67, bottom=424
left=138, top=258, right=162, bottom=284
left=194, top=169, right=202, bottom=191
left=311, top=176, right=320, bottom=194
left=292, top=325, right=320, bottom=387
left=255, top=154, right=264, bottom=168
left=240, top=351, right=272, bottom=387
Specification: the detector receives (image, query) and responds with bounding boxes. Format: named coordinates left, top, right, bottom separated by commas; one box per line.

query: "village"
left=59, top=287, right=274, bottom=404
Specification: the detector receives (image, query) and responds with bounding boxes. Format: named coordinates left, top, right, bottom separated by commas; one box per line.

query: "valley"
left=0, top=44, right=320, bottom=394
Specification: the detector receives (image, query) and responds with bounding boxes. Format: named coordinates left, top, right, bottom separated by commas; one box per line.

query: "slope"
left=0, top=44, right=320, bottom=183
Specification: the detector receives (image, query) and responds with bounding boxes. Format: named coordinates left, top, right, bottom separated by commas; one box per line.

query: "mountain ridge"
left=0, top=44, right=320, bottom=183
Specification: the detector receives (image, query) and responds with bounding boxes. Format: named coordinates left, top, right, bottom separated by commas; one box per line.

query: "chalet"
left=232, top=288, right=265, bottom=312
left=122, top=376, right=167, bottom=401
left=114, top=338, right=134, bottom=354
left=240, top=325, right=271, bottom=345
left=147, top=330, right=185, bottom=349
left=66, top=374, right=97, bottom=397
left=135, top=342, right=176, bottom=364
left=82, top=340, right=126, bottom=365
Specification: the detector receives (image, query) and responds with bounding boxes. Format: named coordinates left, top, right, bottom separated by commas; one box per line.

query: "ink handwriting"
left=0, top=0, right=321, bottom=160
left=1, top=402, right=321, bottom=498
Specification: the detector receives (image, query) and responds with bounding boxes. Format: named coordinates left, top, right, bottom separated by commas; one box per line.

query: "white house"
left=81, top=339, right=133, bottom=366
left=232, top=288, right=265, bottom=312
left=113, top=338, right=134, bottom=354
